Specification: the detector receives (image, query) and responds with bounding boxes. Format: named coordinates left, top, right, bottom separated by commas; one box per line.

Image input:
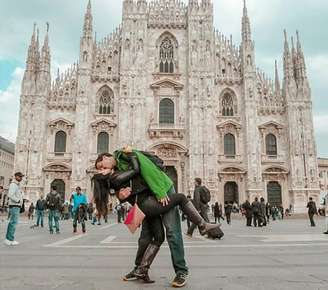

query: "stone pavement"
left=0, top=214, right=328, bottom=290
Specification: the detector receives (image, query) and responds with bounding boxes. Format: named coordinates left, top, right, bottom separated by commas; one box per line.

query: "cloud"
left=314, top=115, right=328, bottom=135
left=0, top=67, right=24, bottom=142
left=0, top=0, right=327, bottom=156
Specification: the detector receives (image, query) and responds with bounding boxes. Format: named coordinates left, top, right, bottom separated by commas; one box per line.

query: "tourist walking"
left=265, top=202, right=271, bottom=224
left=213, top=202, right=223, bottom=224
left=259, top=198, right=267, bottom=227
left=4, top=172, right=24, bottom=246
left=186, top=178, right=217, bottom=237
left=87, top=202, right=94, bottom=220
left=224, top=201, right=233, bottom=225
left=35, top=196, right=46, bottom=227
left=251, top=197, right=261, bottom=227
left=323, top=192, right=328, bottom=234
left=242, top=200, right=252, bottom=227
left=28, top=202, right=35, bottom=220
left=307, top=197, right=318, bottom=227
left=46, top=186, right=62, bottom=234
left=71, top=187, right=88, bottom=233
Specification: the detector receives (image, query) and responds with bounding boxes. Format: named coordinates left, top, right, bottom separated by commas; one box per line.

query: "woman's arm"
left=111, top=155, right=140, bottom=189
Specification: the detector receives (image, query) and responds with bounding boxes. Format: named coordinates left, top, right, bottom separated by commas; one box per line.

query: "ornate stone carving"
left=48, top=118, right=74, bottom=134
left=90, top=118, right=117, bottom=135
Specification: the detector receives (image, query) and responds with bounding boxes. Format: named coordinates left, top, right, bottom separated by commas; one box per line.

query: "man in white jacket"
left=4, top=172, right=24, bottom=246
left=323, top=192, right=328, bottom=235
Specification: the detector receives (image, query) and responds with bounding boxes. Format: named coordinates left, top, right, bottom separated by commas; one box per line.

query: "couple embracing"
left=93, top=147, right=222, bottom=288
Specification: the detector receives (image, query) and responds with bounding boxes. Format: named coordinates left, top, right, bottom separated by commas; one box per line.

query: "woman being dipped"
left=93, top=148, right=221, bottom=283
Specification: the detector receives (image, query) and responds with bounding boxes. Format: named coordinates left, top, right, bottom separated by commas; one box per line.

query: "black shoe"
left=123, top=268, right=138, bottom=281
left=172, top=273, right=187, bottom=288
left=323, top=231, right=328, bottom=234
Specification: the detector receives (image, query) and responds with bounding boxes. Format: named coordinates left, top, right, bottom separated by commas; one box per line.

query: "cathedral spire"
left=26, top=23, right=37, bottom=71
left=41, top=23, right=51, bottom=73
left=275, top=60, right=281, bottom=93
left=296, top=30, right=307, bottom=81
left=283, top=30, right=292, bottom=81
left=242, top=0, right=252, bottom=43
left=83, top=0, right=93, bottom=40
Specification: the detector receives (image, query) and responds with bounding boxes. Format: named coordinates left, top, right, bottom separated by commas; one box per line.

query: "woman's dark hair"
left=94, top=153, right=113, bottom=169
left=92, top=173, right=111, bottom=216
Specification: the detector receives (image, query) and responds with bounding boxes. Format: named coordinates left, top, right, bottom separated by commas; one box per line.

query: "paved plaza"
left=0, top=214, right=328, bottom=290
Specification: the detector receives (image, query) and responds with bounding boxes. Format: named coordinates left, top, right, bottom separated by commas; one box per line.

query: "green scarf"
left=114, top=150, right=173, bottom=200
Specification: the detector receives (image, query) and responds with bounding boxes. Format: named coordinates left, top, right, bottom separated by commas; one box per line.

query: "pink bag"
left=124, top=204, right=145, bottom=234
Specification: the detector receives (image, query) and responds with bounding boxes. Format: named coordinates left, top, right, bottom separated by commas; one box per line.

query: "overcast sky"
left=0, top=0, right=327, bottom=156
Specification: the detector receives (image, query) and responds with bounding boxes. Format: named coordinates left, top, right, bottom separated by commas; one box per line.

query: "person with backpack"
left=307, top=197, right=318, bottom=227
left=70, top=187, right=88, bottom=234
left=186, top=178, right=224, bottom=239
left=34, top=196, right=46, bottom=227
left=251, top=197, right=261, bottom=227
left=46, top=185, right=62, bottom=234
left=224, top=201, right=233, bottom=225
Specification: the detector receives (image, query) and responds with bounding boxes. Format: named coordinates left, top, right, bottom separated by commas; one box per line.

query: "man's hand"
left=118, top=187, right=132, bottom=200
left=159, top=196, right=170, bottom=207
left=123, top=145, right=133, bottom=153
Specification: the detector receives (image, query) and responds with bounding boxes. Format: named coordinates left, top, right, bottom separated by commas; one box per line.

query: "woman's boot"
left=182, top=201, right=221, bottom=236
left=134, top=244, right=160, bottom=283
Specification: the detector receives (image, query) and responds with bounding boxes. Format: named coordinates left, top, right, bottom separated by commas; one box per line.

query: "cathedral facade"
left=15, top=0, right=320, bottom=212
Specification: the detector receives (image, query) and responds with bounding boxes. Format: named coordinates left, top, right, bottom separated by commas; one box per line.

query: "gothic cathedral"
left=15, top=0, right=320, bottom=212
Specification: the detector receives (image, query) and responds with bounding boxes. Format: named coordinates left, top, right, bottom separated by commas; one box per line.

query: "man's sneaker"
left=11, top=241, right=19, bottom=246
left=172, top=273, right=187, bottom=288
left=323, top=231, right=328, bottom=234
left=4, top=239, right=12, bottom=246
left=123, top=268, right=138, bottom=281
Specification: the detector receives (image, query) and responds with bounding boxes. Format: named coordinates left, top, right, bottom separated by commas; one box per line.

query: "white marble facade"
left=14, top=0, right=320, bottom=212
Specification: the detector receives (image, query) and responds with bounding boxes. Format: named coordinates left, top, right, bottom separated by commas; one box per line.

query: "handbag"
left=20, top=200, right=25, bottom=214
left=124, top=195, right=145, bottom=234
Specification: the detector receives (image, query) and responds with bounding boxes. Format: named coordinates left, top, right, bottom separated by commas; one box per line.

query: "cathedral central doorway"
left=267, top=181, right=282, bottom=206
left=224, top=182, right=239, bottom=204
left=51, top=179, right=66, bottom=202
left=164, top=166, right=178, bottom=192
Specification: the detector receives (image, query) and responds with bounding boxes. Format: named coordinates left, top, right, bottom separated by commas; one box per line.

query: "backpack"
left=47, top=193, right=59, bottom=210
left=140, top=151, right=165, bottom=170
left=200, top=186, right=211, bottom=204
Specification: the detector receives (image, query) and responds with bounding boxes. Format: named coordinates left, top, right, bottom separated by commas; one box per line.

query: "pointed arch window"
left=159, top=98, right=174, bottom=124
left=98, top=88, right=113, bottom=115
left=224, top=133, right=236, bottom=157
left=266, top=134, right=277, bottom=156
left=97, top=132, right=109, bottom=154
left=159, top=37, right=174, bottom=73
left=222, top=93, right=234, bottom=116
left=54, top=131, right=67, bottom=154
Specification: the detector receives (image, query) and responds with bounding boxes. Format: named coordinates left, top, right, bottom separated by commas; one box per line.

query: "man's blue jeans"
left=48, top=209, right=60, bottom=233
left=6, top=207, right=20, bottom=241
left=162, top=186, right=188, bottom=276
left=36, top=210, right=44, bottom=227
